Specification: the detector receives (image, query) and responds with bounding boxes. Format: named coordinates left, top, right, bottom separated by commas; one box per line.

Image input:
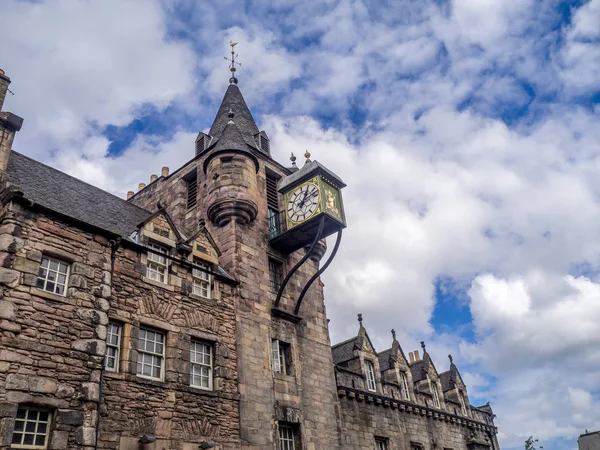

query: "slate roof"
left=6, top=151, right=151, bottom=236
left=278, top=159, right=346, bottom=193
left=378, top=348, right=393, bottom=372
left=208, top=83, right=261, bottom=153
left=332, top=337, right=359, bottom=365
left=439, top=370, right=453, bottom=392
left=410, top=360, right=427, bottom=382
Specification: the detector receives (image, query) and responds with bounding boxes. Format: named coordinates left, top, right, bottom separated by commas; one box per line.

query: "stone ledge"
left=142, top=276, right=175, bottom=292
left=30, top=287, right=75, bottom=305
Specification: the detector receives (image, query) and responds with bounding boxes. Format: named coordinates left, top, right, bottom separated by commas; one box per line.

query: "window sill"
left=142, top=276, right=175, bottom=291
left=185, top=385, right=218, bottom=397
left=30, top=287, right=75, bottom=305
left=135, top=375, right=168, bottom=387
left=189, top=293, right=215, bottom=303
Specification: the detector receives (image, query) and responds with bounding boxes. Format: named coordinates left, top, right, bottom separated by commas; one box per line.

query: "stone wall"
left=132, top=149, right=343, bottom=449
left=0, top=197, right=240, bottom=450
left=0, top=202, right=113, bottom=450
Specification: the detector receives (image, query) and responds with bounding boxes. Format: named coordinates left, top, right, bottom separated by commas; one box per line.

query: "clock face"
left=287, top=183, right=320, bottom=222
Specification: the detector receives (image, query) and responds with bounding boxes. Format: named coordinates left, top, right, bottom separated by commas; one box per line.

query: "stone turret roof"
left=6, top=151, right=151, bottom=237
left=208, top=83, right=261, bottom=153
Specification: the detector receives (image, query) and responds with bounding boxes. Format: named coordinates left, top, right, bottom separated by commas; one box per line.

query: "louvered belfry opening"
left=260, top=134, right=270, bottom=154
left=185, top=170, right=198, bottom=209
left=195, top=135, right=205, bottom=155
left=266, top=174, right=279, bottom=212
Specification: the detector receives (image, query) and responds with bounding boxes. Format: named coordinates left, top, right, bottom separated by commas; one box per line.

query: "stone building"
left=0, top=66, right=499, bottom=450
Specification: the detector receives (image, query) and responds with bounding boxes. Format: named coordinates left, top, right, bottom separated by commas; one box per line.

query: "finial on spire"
left=225, top=41, right=241, bottom=85
left=304, top=150, right=311, bottom=163
left=290, top=152, right=297, bottom=167
left=357, top=313, right=363, bottom=324
left=391, top=329, right=396, bottom=340
left=448, top=354, right=453, bottom=364
left=420, top=341, right=426, bottom=351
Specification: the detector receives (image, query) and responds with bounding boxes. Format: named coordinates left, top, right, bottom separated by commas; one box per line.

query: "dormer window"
left=192, top=257, right=212, bottom=299
left=399, top=371, right=410, bottom=400
left=365, top=360, right=376, bottom=391
left=431, top=381, right=441, bottom=408
left=146, top=241, right=168, bottom=283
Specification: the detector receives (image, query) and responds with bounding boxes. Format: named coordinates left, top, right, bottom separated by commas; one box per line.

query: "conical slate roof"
left=209, top=84, right=260, bottom=150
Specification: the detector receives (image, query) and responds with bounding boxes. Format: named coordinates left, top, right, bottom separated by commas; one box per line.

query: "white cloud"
left=3, top=1, right=600, bottom=448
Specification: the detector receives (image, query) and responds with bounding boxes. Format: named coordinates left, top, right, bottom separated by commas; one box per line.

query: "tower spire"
left=225, top=41, right=241, bottom=85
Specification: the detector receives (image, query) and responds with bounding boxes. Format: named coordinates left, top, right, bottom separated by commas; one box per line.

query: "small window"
left=272, top=339, right=292, bottom=375
left=185, top=171, right=198, bottom=209
left=105, top=322, right=122, bottom=372
left=399, top=371, right=410, bottom=400
left=136, top=327, right=165, bottom=380
left=278, top=424, right=297, bottom=450
left=260, top=134, right=270, bottom=153
left=36, top=256, right=69, bottom=296
left=190, top=340, right=213, bottom=390
left=269, top=258, right=283, bottom=293
left=12, top=408, right=52, bottom=449
left=192, top=258, right=212, bottom=299
left=146, top=241, right=168, bottom=284
left=458, top=390, right=467, bottom=415
left=221, top=157, right=233, bottom=168
left=195, top=135, right=206, bottom=155
left=411, top=443, right=425, bottom=450
left=375, top=438, right=388, bottom=450
left=365, top=360, right=376, bottom=391
left=432, top=381, right=441, bottom=408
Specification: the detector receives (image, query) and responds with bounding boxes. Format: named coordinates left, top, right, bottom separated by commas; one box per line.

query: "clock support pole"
left=294, top=228, right=342, bottom=315
left=274, top=216, right=326, bottom=309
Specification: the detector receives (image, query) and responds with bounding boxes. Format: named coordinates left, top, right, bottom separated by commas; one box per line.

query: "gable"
left=139, top=211, right=180, bottom=246
left=188, top=229, right=220, bottom=264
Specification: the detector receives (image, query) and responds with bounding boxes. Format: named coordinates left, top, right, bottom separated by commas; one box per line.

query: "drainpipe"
left=94, top=237, right=121, bottom=450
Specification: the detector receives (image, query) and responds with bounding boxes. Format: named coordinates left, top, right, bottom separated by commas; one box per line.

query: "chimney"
left=161, top=166, right=169, bottom=177
left=126, top=191, right=134, bottom=199
left=0, top=69, right=24, bottom=172
left=409, top=352, right=415, bottom=364
left=414, top=350, right=420, bottom=361
left=138, top=182, right=146, bottom=191
left=150, top=174, right=158, bottom=183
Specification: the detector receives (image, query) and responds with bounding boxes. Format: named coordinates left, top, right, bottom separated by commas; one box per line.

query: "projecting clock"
left=270, top=160, right=346, bottom=254
left=287, top=182, right=320, bottom=222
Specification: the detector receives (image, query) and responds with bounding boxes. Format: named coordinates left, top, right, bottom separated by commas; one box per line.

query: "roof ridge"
left=10, top=151, right=151, bottom=215
left=331, top=335, right=358, bottom=349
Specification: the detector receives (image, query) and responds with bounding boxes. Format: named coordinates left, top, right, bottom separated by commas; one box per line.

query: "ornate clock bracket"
left=273, top=216, right=343, bottom=317
left=273, top=216, right=325, bottom=311
left=294, top=228, right=342, bottom=315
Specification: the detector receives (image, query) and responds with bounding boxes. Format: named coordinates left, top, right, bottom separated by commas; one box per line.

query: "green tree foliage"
left=525, top=436, right=543, bottom=450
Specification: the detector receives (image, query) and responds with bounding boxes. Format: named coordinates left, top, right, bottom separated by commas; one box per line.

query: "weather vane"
left=224, top=41, right=241, bottom=84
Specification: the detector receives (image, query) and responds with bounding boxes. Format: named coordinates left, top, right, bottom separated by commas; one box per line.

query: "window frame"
left=269, top=258, right=283, bottom=293
left=190, top=340, right=213, bottom=390
left=136, top=327, right=166, bottom=381
left=431, top=381, right=441, bottom=408
left=192, top=258, right=212, bottom=299
left=36, top=256, right=70, bottom=296
left=105, top=322, right=122, bottom=373
left=458, top=390, right=468, bottom=416
left=278, top=424, right=296, bottom=450
left=365, top=360, right=377, bottom=392
left=146, top=241, right=169, bottom=284
left=11, top=407, right=52, bottom=449
left=399, top=370, right=410, bottom=400
left=272, top=339, right=292, bottom=375
left=375, top=437, right=388, bottom=450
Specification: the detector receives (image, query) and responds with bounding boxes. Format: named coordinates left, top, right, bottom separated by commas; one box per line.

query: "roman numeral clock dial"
left=287, top=183, right=319, bottom=223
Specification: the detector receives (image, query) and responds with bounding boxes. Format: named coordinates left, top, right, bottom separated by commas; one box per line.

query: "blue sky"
left=3, top=0, right=600, bottom=448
